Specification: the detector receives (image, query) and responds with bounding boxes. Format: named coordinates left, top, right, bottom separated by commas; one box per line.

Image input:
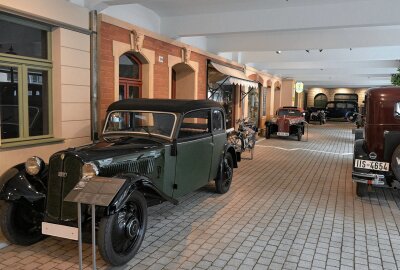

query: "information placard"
left=65, top=176, right=126, bottom=206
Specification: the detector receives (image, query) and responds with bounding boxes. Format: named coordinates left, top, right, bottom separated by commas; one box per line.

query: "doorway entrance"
left=171, top=63, right=195, bottom=99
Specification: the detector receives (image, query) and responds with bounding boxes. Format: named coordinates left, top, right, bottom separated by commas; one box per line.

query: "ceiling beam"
left=161, top=0, right=400, bottom=37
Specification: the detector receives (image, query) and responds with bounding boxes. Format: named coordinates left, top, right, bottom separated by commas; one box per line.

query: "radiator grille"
left=46, top=154, right=82, bottom=221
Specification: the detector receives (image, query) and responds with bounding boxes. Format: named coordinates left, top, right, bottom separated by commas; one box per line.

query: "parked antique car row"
left=1, top=87, right=399, bottom=266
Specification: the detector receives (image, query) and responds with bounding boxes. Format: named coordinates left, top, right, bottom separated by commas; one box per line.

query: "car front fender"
left=105, top=174, right=178, bottom=215
left=0, top=164, right=46, bottom=203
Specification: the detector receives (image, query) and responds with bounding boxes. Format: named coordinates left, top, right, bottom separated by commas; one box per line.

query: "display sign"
left=65, top=177, right=126, bottom=206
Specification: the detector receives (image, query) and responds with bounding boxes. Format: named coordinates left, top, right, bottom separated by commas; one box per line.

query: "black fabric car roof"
left=107, top=98, right=224, bottom=114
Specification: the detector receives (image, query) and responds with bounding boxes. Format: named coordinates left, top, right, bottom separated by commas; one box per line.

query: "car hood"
left=61, top=137, right=166, bottom=163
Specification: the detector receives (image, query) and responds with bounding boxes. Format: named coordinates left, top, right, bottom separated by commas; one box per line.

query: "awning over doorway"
left=211, top=62, right=258, bottom=89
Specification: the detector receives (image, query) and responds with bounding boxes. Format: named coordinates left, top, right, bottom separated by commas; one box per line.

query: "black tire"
left=356, top=182, right=368, bottom=197
left=98, top=191, right=147, bottom=266
left=215, top=152, right=234, bottom=194
left=249, top=135, right=256, bottom=160
left=265, top=127, right=270, bottom=139
left=297, top=127, right=302, bottom=141
left=391, top=145, right=400, bottom=181
left=0, top=201, right=45, bottom=246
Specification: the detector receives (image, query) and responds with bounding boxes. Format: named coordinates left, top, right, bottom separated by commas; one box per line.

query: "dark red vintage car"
left=265, top=106, right=305, bottom=141
left=352, top=87, right=400, bottom=196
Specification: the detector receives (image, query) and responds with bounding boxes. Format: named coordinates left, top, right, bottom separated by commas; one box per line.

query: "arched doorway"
left=171, top=63, right=195, bottom=99
left=314, top=93, right=328, bottom=108
left=119, top=53, right=142, bottom=100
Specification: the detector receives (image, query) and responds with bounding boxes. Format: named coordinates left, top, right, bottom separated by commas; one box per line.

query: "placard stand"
left=65, top=177, right=126, bottom=270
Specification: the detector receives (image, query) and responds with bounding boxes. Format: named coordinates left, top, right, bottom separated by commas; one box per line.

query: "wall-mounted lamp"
left=295, top=81, right=304, bottom=93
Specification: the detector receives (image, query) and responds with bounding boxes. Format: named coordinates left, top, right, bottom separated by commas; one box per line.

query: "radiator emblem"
left=58, top=172, right=67, bottom=177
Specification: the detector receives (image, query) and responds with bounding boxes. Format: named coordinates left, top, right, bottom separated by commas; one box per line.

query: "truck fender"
left=354, top=139, right=368, bottom=161
left=0, top=164, right=46, bottom=203
left=106, top=174, right=178, bottom=215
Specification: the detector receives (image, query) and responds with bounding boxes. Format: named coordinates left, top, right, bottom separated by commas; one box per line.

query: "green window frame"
left=0, top=19, right=53, bottom=145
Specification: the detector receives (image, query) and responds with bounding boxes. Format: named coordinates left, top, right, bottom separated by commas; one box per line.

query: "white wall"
left=0, top=0, right=89, bottom=29
left=0, top=1, right=91, bottom=174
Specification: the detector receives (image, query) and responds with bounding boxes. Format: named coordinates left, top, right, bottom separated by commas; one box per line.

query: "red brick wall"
left=99, top=22, right=209, bottom=128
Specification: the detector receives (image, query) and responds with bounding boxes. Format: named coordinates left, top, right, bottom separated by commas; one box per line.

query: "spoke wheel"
left=1, top=201, right=45, bottom=246
left=98, top=191, right=147, bottom=266
left=215, top=152, right=234, bottom=194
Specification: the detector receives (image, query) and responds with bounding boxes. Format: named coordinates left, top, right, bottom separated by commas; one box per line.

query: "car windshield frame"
left=278, top=109, right=302, bottom=117
left=102, top=110, right=178, bottom=140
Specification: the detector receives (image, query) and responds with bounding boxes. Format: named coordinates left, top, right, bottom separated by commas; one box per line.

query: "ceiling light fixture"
left=276, top=51, right=282, bottom=54
left=319, top=49, right=323, bottom=52
left=305, top=50, right=310, bottom=53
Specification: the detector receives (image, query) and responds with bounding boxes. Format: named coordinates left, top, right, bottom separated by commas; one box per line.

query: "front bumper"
left=352, top=171, right=386, bottom=186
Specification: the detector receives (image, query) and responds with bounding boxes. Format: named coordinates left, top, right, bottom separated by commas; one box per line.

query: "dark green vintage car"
left=0, top=98, right=239, bottom=266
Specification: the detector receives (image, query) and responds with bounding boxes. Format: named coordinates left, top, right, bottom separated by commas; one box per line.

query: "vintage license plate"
left=42, top=222, right=78, bottom=240
left=277, top=132, right=289, bottom=136
left=354, top=159, right=389, bottom=171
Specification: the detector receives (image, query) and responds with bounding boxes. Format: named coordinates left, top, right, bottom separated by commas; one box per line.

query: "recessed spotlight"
left=305, top=50, right=310, bottom=53
left=276, top=51, right=282, bottom=54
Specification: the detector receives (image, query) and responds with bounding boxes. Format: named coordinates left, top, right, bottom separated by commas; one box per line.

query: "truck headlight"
left=25, top=156, right=43, bottom=176
left=82, top=162, right=99, bottom=178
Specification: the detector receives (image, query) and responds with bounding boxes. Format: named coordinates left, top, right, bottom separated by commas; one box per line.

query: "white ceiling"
left=70, top=0, right=400, bottom=89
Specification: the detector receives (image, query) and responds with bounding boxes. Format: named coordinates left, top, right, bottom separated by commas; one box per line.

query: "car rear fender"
left=226, top=145, right=238, bottom=168
left=0, top=164, right=46, bottom=203
left=106, top=174, right=178, bottom=215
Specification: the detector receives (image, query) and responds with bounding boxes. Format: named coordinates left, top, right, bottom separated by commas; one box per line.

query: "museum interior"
left=0, top=0, right=400, bottom=269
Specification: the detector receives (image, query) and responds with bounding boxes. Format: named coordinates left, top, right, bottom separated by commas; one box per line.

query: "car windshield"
left=103, top=111, right=176, bottom=138
left=278, top=109, right=301, bottom=117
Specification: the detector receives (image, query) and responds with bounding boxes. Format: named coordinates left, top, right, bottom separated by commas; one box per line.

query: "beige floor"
left=1, top=122, right=400, bottom=270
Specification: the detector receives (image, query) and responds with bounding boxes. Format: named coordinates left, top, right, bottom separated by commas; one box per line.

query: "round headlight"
left=82, top=163, right=99, bottom=178
left=25, top=156, right=43, bottom=176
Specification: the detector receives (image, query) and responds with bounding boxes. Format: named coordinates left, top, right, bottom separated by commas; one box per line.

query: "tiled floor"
left=2, top=122, right=400, bottom=269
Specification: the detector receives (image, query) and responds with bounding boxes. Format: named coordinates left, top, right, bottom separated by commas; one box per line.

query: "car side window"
left=394, top=102, right=400, bottom=118
left=178, top=110, right=211, bottom=139
left=212, top=110, right=224, bottom=133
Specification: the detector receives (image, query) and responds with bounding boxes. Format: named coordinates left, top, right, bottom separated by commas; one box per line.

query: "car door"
left=210, top=109, right=226, bottom=180
left=173, top=109, right=213, bottom=198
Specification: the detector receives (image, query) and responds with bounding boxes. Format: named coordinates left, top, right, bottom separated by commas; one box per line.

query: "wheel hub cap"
left=125, top=217, right=139, bottom=239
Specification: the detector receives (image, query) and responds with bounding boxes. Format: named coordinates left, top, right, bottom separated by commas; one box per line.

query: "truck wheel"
left=98, top=191, right=147, bottom=266
left=265, top=127, right=270, bottom=139
left=297, top=127, right=302, bottom=141
left=0, top=201, right=45, bottom=246
left=391, top=145, right=400, bottom=181
left=356, top=182, right=368, bottom=197
left=215, top=152, right=234, bottom=194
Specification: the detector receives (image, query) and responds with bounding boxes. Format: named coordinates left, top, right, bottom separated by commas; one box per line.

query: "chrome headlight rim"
left=82, top=162, right=99, bottom=178
left=25, top=156, right=43, bottom=176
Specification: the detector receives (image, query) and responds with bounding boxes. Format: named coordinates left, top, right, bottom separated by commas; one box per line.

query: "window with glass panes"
left=0, top=14, right=52, bottom=142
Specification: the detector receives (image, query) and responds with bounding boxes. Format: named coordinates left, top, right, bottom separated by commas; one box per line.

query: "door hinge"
left=173, top=184, right=178, bottom=189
